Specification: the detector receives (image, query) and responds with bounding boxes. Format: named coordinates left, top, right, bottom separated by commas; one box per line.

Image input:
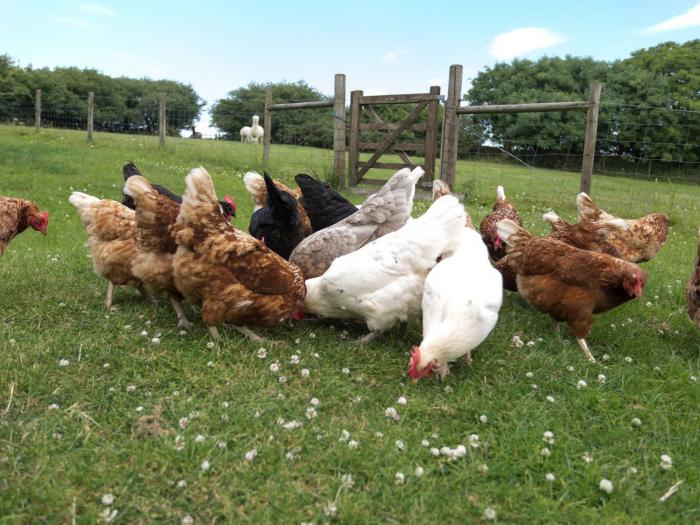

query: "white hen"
left=409, top=228, right=502, bottom=381
left=304, top=195, right=466, bottom=343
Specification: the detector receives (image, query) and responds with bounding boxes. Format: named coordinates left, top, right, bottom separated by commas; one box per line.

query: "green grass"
left=0, top=125, right=699, bottom=524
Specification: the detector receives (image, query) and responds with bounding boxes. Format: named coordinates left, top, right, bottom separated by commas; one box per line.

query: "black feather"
left=248, top=173, right=304, bottom=259
left=295, top=174, right=357, bottom=231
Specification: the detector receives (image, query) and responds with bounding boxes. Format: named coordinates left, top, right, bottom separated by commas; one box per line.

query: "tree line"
left=0, top=55, right=203, bottom=133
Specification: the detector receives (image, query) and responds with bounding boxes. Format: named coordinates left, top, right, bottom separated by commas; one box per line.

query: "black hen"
left=295, top=174, right=357, bottom=231
left=121, top=162, right=237, bottom=220
left=249, top=173, right=304, bottom=259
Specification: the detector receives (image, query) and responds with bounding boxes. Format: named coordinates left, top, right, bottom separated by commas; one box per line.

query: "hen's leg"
left=576, top=338, right=596, bottom=363
left=437, top=363, right=450, bottom=380
left=465, top=351, right=473, bottom=367
left=137, top=283, right=158, bottom=305
left=169, top=296, right=192, bottom=330
left=209, top=326, right=219, bottom=339
left=353, top=331, right=380, bottom=345
left=105, top=282, right=114, bottom=309
left=230, top=325, right=281, bottom=346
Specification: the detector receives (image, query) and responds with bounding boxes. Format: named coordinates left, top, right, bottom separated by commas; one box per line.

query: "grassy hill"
left=0, top=125, right=698, bottom=523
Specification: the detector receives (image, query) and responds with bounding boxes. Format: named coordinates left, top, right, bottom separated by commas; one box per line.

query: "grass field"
left=0, top=125, right=699, bottom=524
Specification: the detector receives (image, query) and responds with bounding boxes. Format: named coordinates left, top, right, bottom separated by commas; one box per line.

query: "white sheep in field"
left=240, top=125, right=251, bottom=142
left=249, top=115, right=264, bottom=144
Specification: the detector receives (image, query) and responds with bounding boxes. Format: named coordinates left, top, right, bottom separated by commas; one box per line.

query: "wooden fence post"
left=158, top=92, right=166, bottom=148
left=347, top=90, right=362, bottom=185
left=424, top=85, right=441, bottom=185
left=263, top=88, right=272, bottom=169
left=333, top=73, right=346, bottom=188
left=580, top=82, right=602, bottom=194
left=87, top=92, right=94, bottom=142
left=439, top=65, right=462, bottom=190
left=34, top=89, right=41, bottom=131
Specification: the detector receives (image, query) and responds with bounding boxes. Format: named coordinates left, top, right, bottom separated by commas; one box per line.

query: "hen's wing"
left=576, top=193, right=616, bottom=222
left=124, top=175, right=180, bottom=253
left=295, top=174, right=357, bottom=231
left=0, top=197, right=26, bottom=250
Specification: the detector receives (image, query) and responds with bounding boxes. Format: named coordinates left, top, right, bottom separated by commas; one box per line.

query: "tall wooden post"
left=263, top=88, right=272, bottom=169
left=347, top=90, right=362, bottom=186
left=423, top=85, right=441, bottom=185
left=87, top=91, right=94, bottom=142
left=34, top=89, right=41, bottom=131
left=158, top=92, right=166, bottom=149
left=333, top=74, right=346, bottom=188
left=439, top=65, right=463, bottom=190
left=580, top=82, right=602, bottom=194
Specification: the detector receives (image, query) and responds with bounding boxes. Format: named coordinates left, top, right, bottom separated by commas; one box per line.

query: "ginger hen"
left=173, top=167, right=305, bottom=341
left=0, top=197, right=48, bottom=256
left=480, top=185, right=522, bottom=260
left=497, top=219, right=647, bottom=363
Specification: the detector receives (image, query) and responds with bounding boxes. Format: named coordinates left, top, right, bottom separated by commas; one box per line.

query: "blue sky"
left=1, top=1, right=699, bottom=132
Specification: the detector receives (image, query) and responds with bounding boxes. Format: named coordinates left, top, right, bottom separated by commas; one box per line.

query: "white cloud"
left=80, top=2, right=116, bottom=16
left=51, top=16, right=94, bottom=30
left=488, top=27, right=565, bottom=61
left=643, top=3, right=700, bottom=33
left=382, top=48, right=409, bottom=63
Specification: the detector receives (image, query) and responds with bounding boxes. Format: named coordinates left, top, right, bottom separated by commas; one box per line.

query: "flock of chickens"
left=2, top=161, right=696, bottom=381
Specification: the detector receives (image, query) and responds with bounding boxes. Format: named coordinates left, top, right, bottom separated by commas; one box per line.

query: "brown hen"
left=0, top=197, right=48, bottom=256
left=480, top=185, right=522, bottom=260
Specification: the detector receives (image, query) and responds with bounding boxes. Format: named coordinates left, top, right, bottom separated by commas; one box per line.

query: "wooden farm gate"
left=347, top=87, right=442, bottom=187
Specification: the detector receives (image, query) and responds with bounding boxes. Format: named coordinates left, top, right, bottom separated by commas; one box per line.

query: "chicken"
left=0, top=197, right=48, bottom=256
left=248, top=173, right=305, bottom=259
left=497, top=219, right=647, bottom=363
left=494, top=256, right=518, bottom=292
left=686, top=227, right=700, bottom=331
left=290, top=167, right=424, bottom=279
left=69, top=192, right=155, bottom=308
left=123, top=175, right=192, bottom=328
left=244, top=171, right=312, bottom=235
left=294, top=174, right=357, bottom=231
left=543, top=211, right=624, bottom=257
left=304, top=195, right=466, bottom=344
left=173, top=167, right=305, bottom=341
left=409, top=228, right=502, bottom=381
left=576, top=192, right=669, bottom=262
left=122, top=162, right=237, bottom=221
left=431, top=179, right=475, bottom=229
left=480, top=185, right=522, bottom=260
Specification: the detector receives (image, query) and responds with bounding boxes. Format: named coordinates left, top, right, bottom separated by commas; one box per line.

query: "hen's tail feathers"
left=542, top=211, right=564, bottom=227
left=123, top=175, right=155, bottom=202
left=263, top=172, right=284, bottom=208
left=496, top=185, right=506, bottom=201
left=243, top=171, right=266, bottom=208
left=432, top=179, right=451, bottom=201
left=184, top=167, right=217, bottom=204
left=123, top=161, right=142, bottom=181
left=68, top=191, right=100, bottom=210
left=496, top=219, right=530, bottom=247
left=576, top=192, right=604, bottom=222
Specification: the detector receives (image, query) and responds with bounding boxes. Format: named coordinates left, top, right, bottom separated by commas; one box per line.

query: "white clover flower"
left=468, top=434, right=480, bottom=448
left=48, top=403, right=59, bottom=411
left=597, top=374, right=606, bottom=385
left=430, top=447, right=440, bottom=457
left=176, top=480, right=187, bottom=489
left=127, top=385, right=136, bottom=392
left=195, top=434, right=205, bottom=443
left=285, top=451, right=295, bottom=460
left=602, top=353, right=610, bottom=361
left=309, top=332, right=316, bottom=339
left=100, top=508, right=118, bottom=523
left=217, top=441, right=227, bottom=449
left=628, top=466, right=638, bottom=474
left=526, top=371, right=534, bottom=378
left=660, top=454, right=673, bottom=470
left=207, top=361, right=214, bottom=368
left=421, top=439, right=430, bottom=447
left=477, top=463, right=489, bottom=473
left=546, top=395, right=555, bottom=403
left=257, top=348, right=267, bottom=359
left=543, top=431, right=555, bottom=444
left=179, top=417, right=188, bottom=429
left=541, top=447, right=551, bottom=457
left=324, top=502, right=337, bottom=517
left=395, top=472, right=405, bottom=485
left=396, top=396, right=407, bottom=406
left=511, top=335, right=524, bottom=348
left=531, top=384, right=539, bottom=390
left=577, top=379, right=588, bottom=390
left=545, top=472, right=555, bottom=482
left=290, top=354, right=300, bottom=365
left=175, top=435, right=186, bottom=451
left=340, top=429, right=350, bottom=441
left=269, top=362, right=280, bottom=373
left=582, top=452, right=593, bottom=464
left=9, top=339, right=15, bottom=346
left=395, top=440, right=406, bottom=451
left=444, top=385, right=454, bottom=393
left=179, top=330, right=187, bottom=336
left=375, top=431, right=384, bottom=438
left=145, top=320, right=151, bottom=326
left=278, top=375, right=288, bottom=384
left=101, top=493, right=115, bottom=506
left=415, top=466, right=424, bottom=477
left=282, top=420, right=302, bottom=430
left=182, top=516, right=194, bottom=525
left=135, top=406, right=143, bottom=412
left=341, top=473, right=354, bottom=489
left=312, top=352, right=320, bottom=358
left=632, top=417, right=642, bottom=427
left=58, top=359, right=69, bottom=367
left=599, top=479, right=613, bottom=494
left=200, top=460, right=210, bottom=471
left=103, top=363, right=110, bottom=368
left=310, top=397, right=320, bottom=406
left=385, top=407, right=400, bottom=421
left=347, top=439, right=359, bottom=449
left=479, top=414, right=488, bottom=424
left=691, top=375, right=698, bottom=383
left=624, top=356, right=633, bottom=363
left=567, top=366, right=575, bottom=372
left=342, top=367, right=350, bottom=375
left=244, top=448, right=258, bottom=462
left=151, top=337, right=160, bottom=344
left=140, top=330, right=148, bottom=337
left=305, top=407, right=317, bottom=419
left=526, top=340, right=536, bottom=347
left=294, top=338, right=301, bottom=345
left=484, top=507, right=497, bottom=520
left=301, top=368, right=310, bottom=378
